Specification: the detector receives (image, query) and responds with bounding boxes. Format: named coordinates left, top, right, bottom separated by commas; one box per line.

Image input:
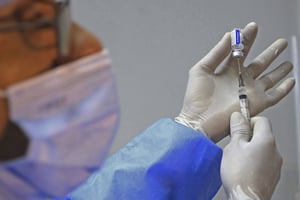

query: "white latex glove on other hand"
left=221, top=112, right=282, bottom=200
left=175, top=22, right=295, bottom=142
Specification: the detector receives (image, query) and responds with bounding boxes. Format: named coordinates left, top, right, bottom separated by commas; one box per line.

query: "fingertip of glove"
left=286, top=77, right=296, bottom=88
left=231, top=112, right=243, bottom=123
left=275, top=38, right=288, bottom=48
left=247, top=21, right=258, bottom=28
left=242, top=22, right=258, bottom=40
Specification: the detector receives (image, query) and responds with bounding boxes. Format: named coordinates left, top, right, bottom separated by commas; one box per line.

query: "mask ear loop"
left=53, top=0, right=71, bottom=65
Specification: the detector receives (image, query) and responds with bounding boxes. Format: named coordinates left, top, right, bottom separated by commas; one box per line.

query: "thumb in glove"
left=221, top=112, right=282, bottom=200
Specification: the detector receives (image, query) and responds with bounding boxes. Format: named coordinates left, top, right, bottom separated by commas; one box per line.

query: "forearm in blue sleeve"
left=66, top=118, right=223, bottom=200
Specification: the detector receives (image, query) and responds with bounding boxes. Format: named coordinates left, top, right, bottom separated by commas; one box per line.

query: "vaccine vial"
left=231, top=28, right=244, bottom=58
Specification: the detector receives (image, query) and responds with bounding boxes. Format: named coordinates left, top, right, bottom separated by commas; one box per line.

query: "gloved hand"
left=175, top=22, right=295, bottom=142
left=221, top=112, right=282, bottom=200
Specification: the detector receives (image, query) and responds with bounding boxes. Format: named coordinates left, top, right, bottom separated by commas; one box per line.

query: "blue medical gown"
left=64, top=118, right=222, bottom=200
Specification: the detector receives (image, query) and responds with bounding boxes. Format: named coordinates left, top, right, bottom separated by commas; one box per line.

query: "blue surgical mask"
left=0, top=50, right=120, bottom=200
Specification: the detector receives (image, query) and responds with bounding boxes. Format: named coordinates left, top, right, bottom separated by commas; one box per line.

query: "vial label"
left=235, top=29, right=241, bottom=44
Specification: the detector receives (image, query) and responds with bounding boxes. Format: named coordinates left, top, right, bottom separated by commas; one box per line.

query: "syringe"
left=231, top=28, right=251, bottom=122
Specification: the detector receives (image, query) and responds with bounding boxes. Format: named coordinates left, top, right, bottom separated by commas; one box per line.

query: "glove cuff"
left=175, top=112, right=207, bottom=137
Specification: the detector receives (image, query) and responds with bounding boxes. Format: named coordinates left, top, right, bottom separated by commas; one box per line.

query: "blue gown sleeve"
left=65, top=118, right=222, bottom=200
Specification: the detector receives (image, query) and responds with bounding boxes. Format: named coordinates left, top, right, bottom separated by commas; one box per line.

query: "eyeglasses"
left=0, top=0, right=71, bottom=58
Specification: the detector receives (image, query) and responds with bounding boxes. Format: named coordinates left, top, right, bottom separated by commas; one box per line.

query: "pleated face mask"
left=0, top=50, right=120, bottom=199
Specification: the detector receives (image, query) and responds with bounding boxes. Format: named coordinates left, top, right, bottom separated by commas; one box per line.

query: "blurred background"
left=72, top=0, right=299, bottom=199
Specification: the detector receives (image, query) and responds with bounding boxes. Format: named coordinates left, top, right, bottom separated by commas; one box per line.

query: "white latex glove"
left=175, top=22, right=295, bottom=142
left=221, top=112, right=282, bottom=200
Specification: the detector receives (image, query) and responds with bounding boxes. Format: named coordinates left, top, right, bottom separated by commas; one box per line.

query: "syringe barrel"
left=239, top=86, right=250, bottom=121
left=239, top=98, right=250, bottom=121
left=231, top=28, right=244, bottom=58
